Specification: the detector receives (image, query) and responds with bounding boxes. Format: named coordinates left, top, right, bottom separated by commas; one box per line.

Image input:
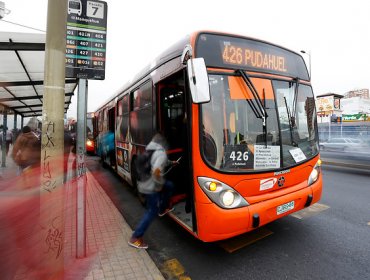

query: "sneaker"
left=128, top=237, right=148, bottom=249
left=158, top=207, right=174, bottom=217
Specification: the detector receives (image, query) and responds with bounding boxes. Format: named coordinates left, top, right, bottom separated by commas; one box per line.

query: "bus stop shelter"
left=0, top=31, right=78, bottom=166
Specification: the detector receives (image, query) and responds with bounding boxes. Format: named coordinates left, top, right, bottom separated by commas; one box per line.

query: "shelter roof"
left=316, top=93, right=344, bottom=99
left=0, top=32, right=77, bottom=117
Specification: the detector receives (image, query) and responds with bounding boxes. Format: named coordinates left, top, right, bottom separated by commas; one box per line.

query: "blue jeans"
left=132, top=180, right=174, bottom=238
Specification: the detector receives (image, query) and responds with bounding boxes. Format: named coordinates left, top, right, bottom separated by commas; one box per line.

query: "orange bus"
left=94, top=31, right=322, bottom=242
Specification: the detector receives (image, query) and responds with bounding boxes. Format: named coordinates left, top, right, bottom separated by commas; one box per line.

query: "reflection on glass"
left=200, top=74, right=319, bottom=172
left=274, top=81, right=319, bottom=167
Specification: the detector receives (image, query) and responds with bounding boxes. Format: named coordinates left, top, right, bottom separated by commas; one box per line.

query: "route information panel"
left=65, top=0, right=107, bottom=80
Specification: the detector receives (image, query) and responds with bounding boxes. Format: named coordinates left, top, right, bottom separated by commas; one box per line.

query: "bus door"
left=157, top=80, right=195, bottom=228
left=107, top=107, right=116, bottom=168
left=101, top=107, right=116, bottom=167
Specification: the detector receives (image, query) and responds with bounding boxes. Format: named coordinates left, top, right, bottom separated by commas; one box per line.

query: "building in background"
left=316, top=93, right=343, bottom=123
left=343, top=88, right=369, bottom=99
left=316, top=89, right=370, bottom=123
left=316, top=89, right=370, bottom=141
left=341, top=89, right=370, bottom=122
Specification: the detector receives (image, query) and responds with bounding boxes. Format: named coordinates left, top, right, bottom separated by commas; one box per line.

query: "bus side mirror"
left=186, top=58, right=211, bottom=104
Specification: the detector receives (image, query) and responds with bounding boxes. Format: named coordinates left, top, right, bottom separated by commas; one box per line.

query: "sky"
left=1, top=0, right=369, bottom=119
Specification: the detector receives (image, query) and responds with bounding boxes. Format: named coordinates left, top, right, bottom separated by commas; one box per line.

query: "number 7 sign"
left=87, top=1, right=104, bottom=19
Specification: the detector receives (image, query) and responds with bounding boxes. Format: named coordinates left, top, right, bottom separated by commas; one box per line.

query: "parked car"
left=319, top=137, right=366, bottom=152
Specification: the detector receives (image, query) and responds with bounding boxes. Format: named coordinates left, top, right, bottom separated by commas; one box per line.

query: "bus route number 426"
left=229, top=151, right=249, bottom=161
left=277, top=200, right=295, bottom=215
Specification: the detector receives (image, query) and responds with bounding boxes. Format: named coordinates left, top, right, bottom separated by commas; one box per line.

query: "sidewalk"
left=0, top=152, right=164, bottom=280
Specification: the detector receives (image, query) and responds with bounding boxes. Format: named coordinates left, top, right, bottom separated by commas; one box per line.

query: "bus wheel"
left=131, top=159, right=146, bottom=206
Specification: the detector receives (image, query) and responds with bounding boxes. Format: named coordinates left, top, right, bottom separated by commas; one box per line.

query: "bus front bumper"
left=196, top=178, right=322, bottom=242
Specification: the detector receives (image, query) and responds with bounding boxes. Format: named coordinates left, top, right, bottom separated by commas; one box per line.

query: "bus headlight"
left=308, top=159, right=321, bottom=186
left=86, top=140, right=93, bottom=147
left=198, top=177, right=249, bottom=209
left=221, top=190, right=235, bottom=207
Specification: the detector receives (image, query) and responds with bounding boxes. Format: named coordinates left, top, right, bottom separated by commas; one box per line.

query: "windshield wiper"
left=284, top=96, right=297, bottom=147
left=236, top=69, right=268, bottom=146
left=290, top=77, right=299, bottom=128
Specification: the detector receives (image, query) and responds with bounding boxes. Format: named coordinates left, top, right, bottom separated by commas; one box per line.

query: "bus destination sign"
left=65, top=0, right=108, bottom=80
left=222, top=43, right=287, bottom=73
left=196, top=33, right=309, bottom=81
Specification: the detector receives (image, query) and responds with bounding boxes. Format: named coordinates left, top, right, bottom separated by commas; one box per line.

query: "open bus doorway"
left=107, top=107, right=116, bottom=168
left=100, top=107, right=116, bottom=168
left=157, top=73, right=195, bottom=231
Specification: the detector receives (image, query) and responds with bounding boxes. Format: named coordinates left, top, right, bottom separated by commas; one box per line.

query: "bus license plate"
left=277, top=201, right=295, bottom=215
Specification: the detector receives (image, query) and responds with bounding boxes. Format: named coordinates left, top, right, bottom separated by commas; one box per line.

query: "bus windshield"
left=201, top=74, right=319, bottom=172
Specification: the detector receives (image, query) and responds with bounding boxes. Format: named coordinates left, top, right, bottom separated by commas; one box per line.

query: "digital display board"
left=195, top=33, right=309, bottom=81
left=222, top=44, right=287, bottom=73
left=65, top=0, right=107, bottom=80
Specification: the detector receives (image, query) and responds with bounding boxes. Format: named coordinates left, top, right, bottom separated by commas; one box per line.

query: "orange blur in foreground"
left=0, top=161, right=98, bottom=280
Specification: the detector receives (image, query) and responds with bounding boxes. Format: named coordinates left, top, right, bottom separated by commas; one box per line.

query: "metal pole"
left=40, top=0, right=67, bottom=277
left=1, top=111, right=6, bottom=167
left=76, top=78, right=87, bottom=258
left=301, top=50, right=311, bottom=81
left=13, top=113, right=17, bottom=142
left=13, top=113, right=17, bottom=129
left=308, top=51, right=312, bottom=82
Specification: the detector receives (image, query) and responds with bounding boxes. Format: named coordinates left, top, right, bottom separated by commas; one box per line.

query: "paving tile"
left=3, top=152, right=164, bottom=280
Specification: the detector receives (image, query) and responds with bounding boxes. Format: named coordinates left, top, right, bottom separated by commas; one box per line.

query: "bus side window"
left=116, top=95, right=130, bottom=143
left=122, top=94, right=129, bottom=142
left=130, top=81, right=153, bottom=145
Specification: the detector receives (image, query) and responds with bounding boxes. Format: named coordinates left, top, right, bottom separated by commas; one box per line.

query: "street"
left=320, top=150, right=370, bottom=169
left=1, top=2, right=370, bottom=280
left=87, top=156, right=370, bottom=280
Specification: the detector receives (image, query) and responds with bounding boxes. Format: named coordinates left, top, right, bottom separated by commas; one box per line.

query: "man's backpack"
left=135, top=150, right=155, bottom=181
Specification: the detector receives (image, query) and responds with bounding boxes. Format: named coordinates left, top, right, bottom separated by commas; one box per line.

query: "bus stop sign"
left=65, top=0, right=107, bottom=80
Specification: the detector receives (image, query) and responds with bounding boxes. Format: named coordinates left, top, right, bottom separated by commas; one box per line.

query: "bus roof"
left=94, top=31, right=309, bottom=112
left=93, top=34, right=191, bottom=112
